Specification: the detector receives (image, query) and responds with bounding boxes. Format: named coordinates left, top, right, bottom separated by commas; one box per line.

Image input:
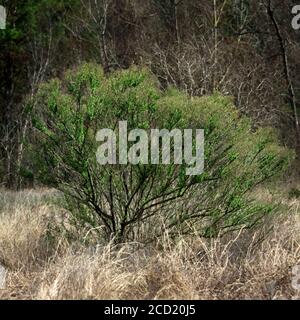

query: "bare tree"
left=265, top=0, right=299, bottom=139
left=65, top=0, right=111, bottom=72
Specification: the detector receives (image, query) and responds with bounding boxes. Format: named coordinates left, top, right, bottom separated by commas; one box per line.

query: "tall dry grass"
left=0, top=188, right=299, bottom=300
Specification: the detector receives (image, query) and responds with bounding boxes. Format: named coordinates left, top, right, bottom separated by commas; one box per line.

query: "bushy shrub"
left=31, top=63, right=293, bottom=242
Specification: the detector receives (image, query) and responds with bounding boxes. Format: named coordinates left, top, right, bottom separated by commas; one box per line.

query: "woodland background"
left=1, top=0, right=300, bottom=190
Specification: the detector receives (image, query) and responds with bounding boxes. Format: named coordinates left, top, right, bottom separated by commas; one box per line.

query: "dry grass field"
left=0, top=187, right=299, bottom=300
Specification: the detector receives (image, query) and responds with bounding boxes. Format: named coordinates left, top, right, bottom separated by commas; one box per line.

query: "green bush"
left=31, top=63, right=293, bottom=243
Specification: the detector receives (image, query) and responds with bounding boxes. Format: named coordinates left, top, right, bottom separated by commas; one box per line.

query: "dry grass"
left=0, top=188, right=299, bottom=300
